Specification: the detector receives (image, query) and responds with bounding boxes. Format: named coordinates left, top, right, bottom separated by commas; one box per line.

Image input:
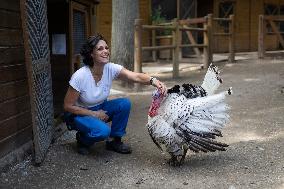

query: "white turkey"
left=147, top=64, right=232, bottom=166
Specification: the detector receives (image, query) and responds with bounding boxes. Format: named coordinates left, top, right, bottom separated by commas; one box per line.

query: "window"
left=73, top=10, right=86, bottom=55
left=218, top=1, right=235, bottom=32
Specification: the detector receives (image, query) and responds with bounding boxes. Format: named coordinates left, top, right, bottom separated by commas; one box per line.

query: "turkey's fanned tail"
left=201, top=63, right=222, bottom=95
left=177, top=89, right=232, bottom=152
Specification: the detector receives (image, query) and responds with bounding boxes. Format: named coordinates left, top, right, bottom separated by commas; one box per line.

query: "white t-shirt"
left=69, top=63, right=123, bottom=108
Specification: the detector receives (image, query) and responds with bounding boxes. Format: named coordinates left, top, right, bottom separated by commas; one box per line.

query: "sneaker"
left=77, top=144, right=90, bottom=155
left=76, top=132, right=90, bottom=155
left=106, top=140, right=132, bottom=154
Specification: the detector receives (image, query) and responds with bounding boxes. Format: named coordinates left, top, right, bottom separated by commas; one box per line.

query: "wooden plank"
left=213, top=33, right=231, bottom=36
left=0, top=29, right=23, bottom=46
left=0, top=95, right=31, bottom=121
left=0, top=0, right=20, bottom=12
left=134, top=19, right=142, bottom=73
left=0, top=10, right=21, bottom=29
left=142, top=25, right=175, bottom=30
left=0, top=125, right=32, bottom=159
left=142, top=45, right=175, bottom=51
left=228, top=14, right=235, bottom=63
left=180, top=44, right=206, bottom=48
left=0, top=47, right=25, bottom=66
left=179, top=17, right=207, bottom=25
left=268, top=19, right=284, bottom=48
left=186, top=31, right=201, bottom=55
left=0, top=80, right=29, bottom=103
left=0, top=64, right=27, bottom=83
left=203, top=24, right=209, bottom=68
left=213, top=18, right=231, bottom=21
left=0, top=111, right=32, bottom=141
left=258, top=15, right=265, bottom=58
left=172, top=19, right=179, bottom=78
left=156, top=35, right=173, bottom=39
left=179, top=27, right=205, bottom=32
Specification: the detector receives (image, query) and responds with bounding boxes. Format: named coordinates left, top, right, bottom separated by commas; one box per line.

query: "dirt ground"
left=0, top=53, right=284, bottom=189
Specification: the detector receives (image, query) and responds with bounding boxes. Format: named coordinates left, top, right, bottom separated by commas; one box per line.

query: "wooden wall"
left=0, top=0, right=33, bottom=159
left=212, top=0, right=284, bottom=52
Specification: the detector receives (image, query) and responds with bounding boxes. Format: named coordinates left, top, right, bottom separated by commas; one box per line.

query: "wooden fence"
left=134, top=14, right=235, bottom=78
left=258, top=15, right=284, bottom=58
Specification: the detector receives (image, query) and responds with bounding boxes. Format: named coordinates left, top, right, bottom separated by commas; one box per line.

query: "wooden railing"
left=212, top=14, right=235, bottom=63
left=258, top=15, right=284, bottom=58
left=134, top=14, right=235, bottom=78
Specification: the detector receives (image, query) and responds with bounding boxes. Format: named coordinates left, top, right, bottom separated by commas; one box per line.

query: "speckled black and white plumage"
left=147, top=64, right=232, bottom=166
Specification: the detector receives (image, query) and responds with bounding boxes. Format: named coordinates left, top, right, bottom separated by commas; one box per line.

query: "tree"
left=111, top=0, right=139, bottom=87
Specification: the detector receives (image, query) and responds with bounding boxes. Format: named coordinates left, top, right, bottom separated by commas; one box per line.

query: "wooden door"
left=69, top=1, right=91, bottom=73
left=20, top=0, right=54, bottom=164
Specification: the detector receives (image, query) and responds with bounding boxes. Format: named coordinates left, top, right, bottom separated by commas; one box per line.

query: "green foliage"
left=151, top=6, right=167, bottom=24
left=151, top=6, right=172, bottom=36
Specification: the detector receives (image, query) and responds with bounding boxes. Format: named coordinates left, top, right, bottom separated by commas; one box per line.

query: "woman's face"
left=91, top=40, right=110, bottom=64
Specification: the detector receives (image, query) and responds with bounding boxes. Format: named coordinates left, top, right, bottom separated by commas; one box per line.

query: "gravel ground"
left=0, top=55, right=283, bottom=189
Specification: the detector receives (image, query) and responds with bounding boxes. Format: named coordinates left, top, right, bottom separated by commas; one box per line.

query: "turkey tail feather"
left=201, top=63, right=222, bottom=95
left=179, top=128, right=229, bottom=153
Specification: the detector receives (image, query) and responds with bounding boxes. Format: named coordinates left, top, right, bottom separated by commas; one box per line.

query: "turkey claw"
left=168, top=156, right=185, bottom=166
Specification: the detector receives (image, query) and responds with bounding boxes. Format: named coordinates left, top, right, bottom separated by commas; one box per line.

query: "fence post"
left=207, top=14, right=213, bottom=64
left=203, top=19, right=209, bottom=69
left=258, top=15, right=265, bottom=59
left=134, top=19, right=142, bottom=73
left=151, top=30, right=157, bottom=61
left=228, top=14, right=235, bottom=63
left=172, top=18, right=180, bottom=78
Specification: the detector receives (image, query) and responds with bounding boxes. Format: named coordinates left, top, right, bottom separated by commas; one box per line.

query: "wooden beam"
left=207, top=14, right=213, bottom=63
left=179, top=17, right=207, bottom=25
left=228, top=14, right=235, bottom=63
left=142, top=45, right=175, bottom=51
left=177, top=0, right=180, bottom=20
left=203, top=24, right=209, bottom=68
left=172, top=19, right=179, bottom=78
left=268, top=19, right=284, bottom=49
left=151, top=30, right=157, bottom=61
left=184, top=29, right=201, bottom=57
left=134, top=19, right=142, bottom=73
left=258, top=15, right=265, bottom=59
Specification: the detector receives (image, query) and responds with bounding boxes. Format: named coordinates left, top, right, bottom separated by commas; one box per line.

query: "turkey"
left=147, top=64, right=232, bottom=166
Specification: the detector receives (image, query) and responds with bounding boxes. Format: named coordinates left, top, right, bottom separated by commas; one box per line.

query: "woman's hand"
left=92, top=110, right=109, bottom=122
left=152, top=78, right=167, bottom=95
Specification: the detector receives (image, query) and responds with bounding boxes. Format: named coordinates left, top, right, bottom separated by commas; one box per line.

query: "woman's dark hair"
left=80, top=34, right=107, bottom=67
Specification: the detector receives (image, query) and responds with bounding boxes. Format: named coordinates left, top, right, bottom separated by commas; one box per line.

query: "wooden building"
left=0, top=0, right=151, bottom=170
left=197, top=0, right=284, bottom=52
left=0, top=0, right=33, bottom=170
left=154, top=0, right=284, bottom=53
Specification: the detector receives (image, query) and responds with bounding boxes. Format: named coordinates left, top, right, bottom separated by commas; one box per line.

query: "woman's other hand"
left=92, top=110, right=109, bottom=122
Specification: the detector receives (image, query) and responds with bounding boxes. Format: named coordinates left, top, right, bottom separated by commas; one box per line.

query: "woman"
left=64, top=34, right=167, bottom=155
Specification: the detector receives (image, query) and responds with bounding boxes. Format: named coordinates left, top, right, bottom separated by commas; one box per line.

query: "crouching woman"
left=63, top=34, right=166, bottom=155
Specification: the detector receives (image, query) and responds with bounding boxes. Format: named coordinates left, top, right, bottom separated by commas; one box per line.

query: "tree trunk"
left=111, top=0, right=139, bottom=88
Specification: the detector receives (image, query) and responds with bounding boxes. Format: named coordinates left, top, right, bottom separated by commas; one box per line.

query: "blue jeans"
left=64, top=98, right=131, bottom=146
